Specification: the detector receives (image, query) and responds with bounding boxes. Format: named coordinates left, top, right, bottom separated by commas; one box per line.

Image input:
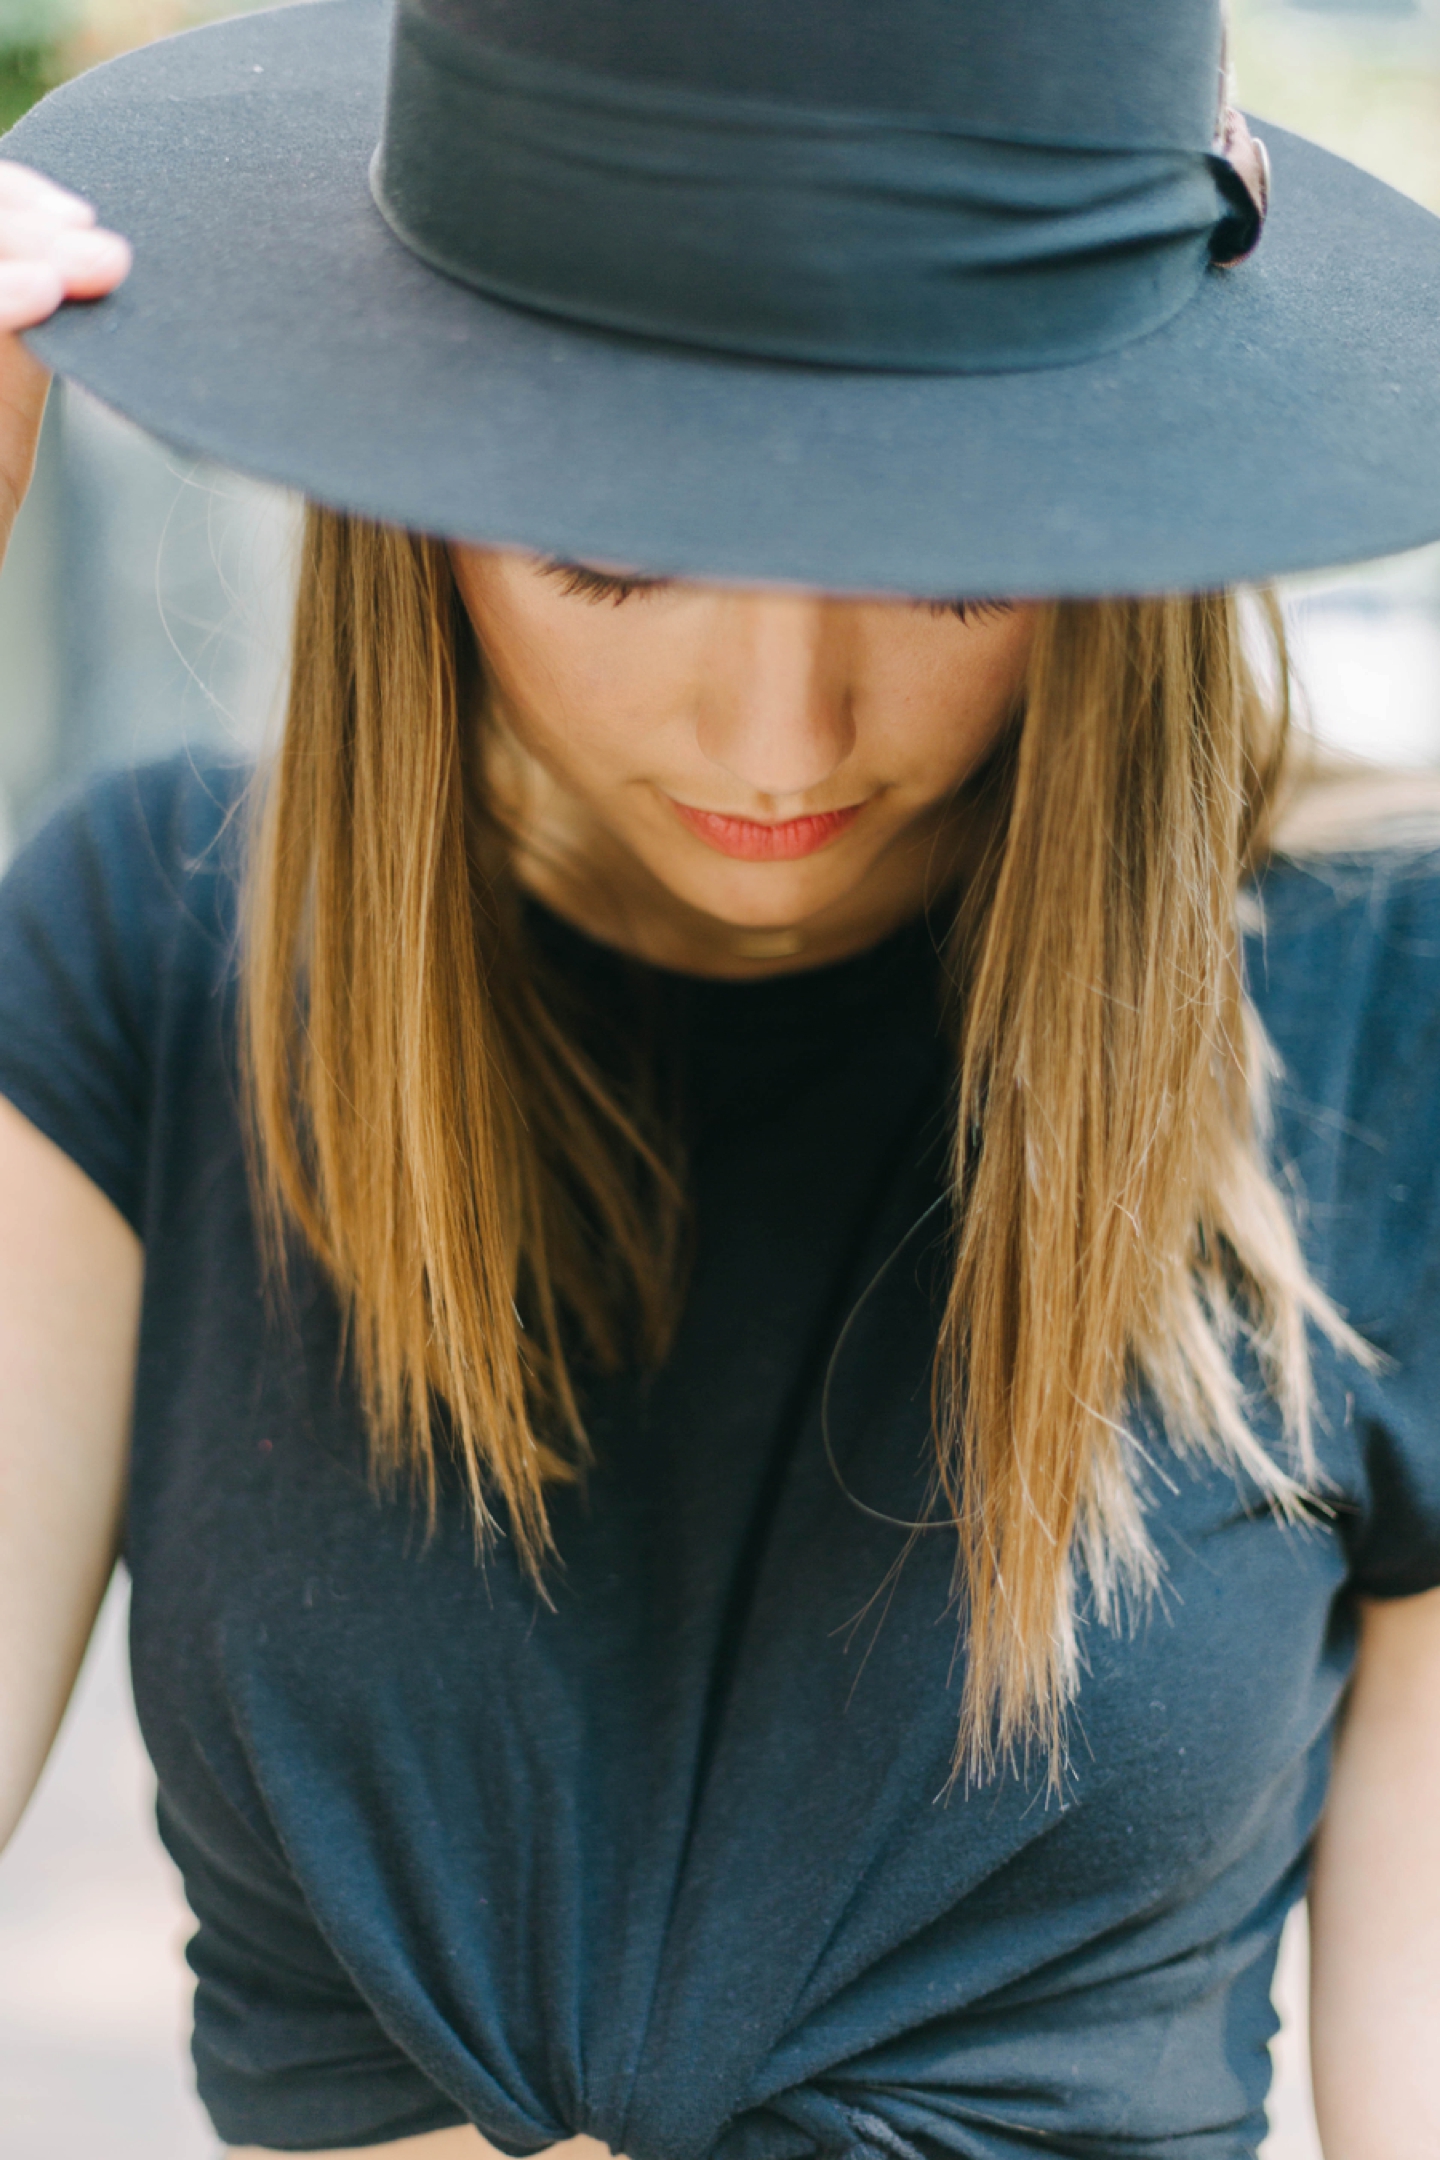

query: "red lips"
left=667, top=800, right=863, bottom=861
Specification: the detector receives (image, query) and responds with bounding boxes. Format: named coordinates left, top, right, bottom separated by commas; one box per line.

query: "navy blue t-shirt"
left=1, top=757, right=1438, bottom=2160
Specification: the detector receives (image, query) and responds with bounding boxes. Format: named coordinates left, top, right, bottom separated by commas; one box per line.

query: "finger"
left=0, top=220, right=132, bottom=299
left=48, top=226, right=132, bottom=298
left=0, top=162, right=96, bottom=226
left=0, top=214, right=131, bottom=321
left=0, top=208, right=119, bottom=261
left=0, top=260, right=65, bottom=332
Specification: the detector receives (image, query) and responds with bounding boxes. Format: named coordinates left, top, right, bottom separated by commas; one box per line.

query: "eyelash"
left=542, top=560, right=666, bottom=605
left=542, top=560, right=1013, bottom=626
left=929, top=598, right=1013, bottom=625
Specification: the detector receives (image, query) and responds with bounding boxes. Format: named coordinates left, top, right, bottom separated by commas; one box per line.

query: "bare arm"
left=0, top=165, right=135, bottom=1839
left=0, top=1092, right=142, bottom=1846
left=1310, top=1583, right=1440, bottom=2157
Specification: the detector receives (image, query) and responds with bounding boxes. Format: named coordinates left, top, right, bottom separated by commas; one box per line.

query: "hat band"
left=371, top=0, right=1262, bottom=374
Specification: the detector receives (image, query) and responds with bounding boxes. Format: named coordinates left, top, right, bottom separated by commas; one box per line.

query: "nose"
left=694, top=594, right=855, bottom=800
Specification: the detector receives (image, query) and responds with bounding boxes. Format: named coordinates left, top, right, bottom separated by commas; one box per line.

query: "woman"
left=0, top=2, right=1438, bottom=2155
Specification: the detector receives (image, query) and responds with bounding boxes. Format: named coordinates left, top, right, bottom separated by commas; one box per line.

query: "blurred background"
left=0, top=1, right=1437, bottom=2155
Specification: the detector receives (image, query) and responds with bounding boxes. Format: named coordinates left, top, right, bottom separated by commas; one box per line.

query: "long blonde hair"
left=242, top=509, right=1366, bottom=1784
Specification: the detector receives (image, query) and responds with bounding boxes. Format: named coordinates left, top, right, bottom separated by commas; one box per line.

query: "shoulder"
left=1, top=750, right=253, bottom=976
left=1246, top=829, right=1440, bottom=1342
left=1254, top=791, right=1440, bottom=1595
left=0, top=754, right=255, bottom=1232
left=8, top=750, right=251, bottom=909
left=1247, top=835, right=1440, bottom=1043
left=1244, top=746, right=1440, bottom=1076
left=1247, top=799, right=1440, bottom=1042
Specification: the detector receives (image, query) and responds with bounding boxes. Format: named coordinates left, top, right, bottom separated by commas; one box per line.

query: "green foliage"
left=0, top=0, right=84, bottom=133
left=0, top=42, right=56, bottom=133
left=0, top=0, right=84, bottom=132
left=0, top=0, right=78, bottom=41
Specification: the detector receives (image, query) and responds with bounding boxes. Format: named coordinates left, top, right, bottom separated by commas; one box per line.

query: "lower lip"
left=667, top=800, right=864, bottom=861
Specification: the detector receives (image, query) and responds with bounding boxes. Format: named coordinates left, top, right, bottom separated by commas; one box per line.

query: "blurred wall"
left=1233, top=0, right=1440, bottom=214
left=0, top=384, right=295, bottom=860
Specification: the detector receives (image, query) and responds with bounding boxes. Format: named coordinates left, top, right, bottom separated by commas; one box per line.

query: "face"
left=449, top=547, right=1038, bottom=974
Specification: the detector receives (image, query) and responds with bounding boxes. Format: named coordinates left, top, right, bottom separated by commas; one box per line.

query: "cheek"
left=458, top=592, right=670, bottom=785
left=503, top=647, right=684, bottom=799
left=468, top=604, right=686, bottom=773
left=867, top=616, right=1034, bottom=792
left=511, top=700, right=646, bottom=805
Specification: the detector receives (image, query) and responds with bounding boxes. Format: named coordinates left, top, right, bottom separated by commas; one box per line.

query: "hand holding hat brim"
left=0, top=159, right=130, bottom=566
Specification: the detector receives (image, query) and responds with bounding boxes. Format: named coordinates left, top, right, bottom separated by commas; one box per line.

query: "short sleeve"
left=1256, top=847, right=1440, bottom=1600
left=1336, top=885, right=1440, bottom=1597
left=0, top=757, right=246, bottom=1232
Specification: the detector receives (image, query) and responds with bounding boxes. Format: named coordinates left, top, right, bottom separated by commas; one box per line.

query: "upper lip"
left=668, top=800, right=865, bottom=824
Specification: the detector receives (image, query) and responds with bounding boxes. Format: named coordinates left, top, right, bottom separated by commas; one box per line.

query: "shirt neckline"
left=520, top=892, right=950, bottom=1043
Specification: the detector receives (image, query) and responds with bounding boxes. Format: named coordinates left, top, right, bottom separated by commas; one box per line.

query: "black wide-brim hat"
left=7, top=0, right=1440, bottom=598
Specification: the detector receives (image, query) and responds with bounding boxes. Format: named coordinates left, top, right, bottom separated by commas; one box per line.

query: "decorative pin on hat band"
left=1209, top=20, right=1270, bottom=269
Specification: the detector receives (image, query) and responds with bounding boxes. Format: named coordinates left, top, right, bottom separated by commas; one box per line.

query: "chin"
left=676, top=862, right=849, bottom=931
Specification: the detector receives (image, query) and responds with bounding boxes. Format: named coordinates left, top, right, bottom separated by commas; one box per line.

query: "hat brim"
left=8, top=0, right=1440, bottom=598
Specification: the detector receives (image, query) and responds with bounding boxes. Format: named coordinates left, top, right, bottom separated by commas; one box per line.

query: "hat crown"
left=375, top=0, right=1248, bottom=373
left=422, top=0, right=1224, bottom=147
